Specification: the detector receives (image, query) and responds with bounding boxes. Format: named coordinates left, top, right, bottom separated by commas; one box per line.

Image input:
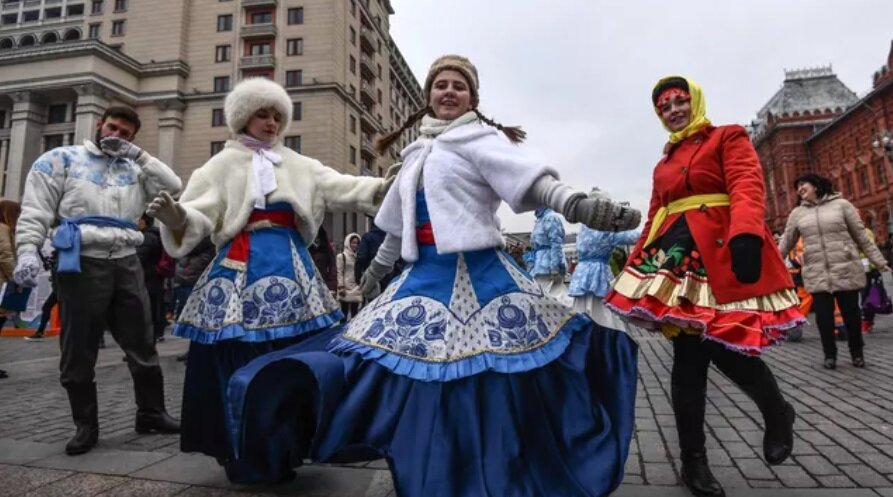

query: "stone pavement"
left=1, top=278, right=893, bottom=496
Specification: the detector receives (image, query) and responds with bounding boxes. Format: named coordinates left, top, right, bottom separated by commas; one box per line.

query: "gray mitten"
left=564, top=195, right=642, bottom=232
left=360, top=258, right=392, bottom=300
left=100, top=136, right=147, bottom=163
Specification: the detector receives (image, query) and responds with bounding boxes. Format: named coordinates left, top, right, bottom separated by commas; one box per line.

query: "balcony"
left=239, top=54, right=275, bottom=69
left=241, top=0, right=277, bottom=5
left=359, top=26, right=375, bottom=55
left=359, top=81, right=375, bottom=107
left=361, top=137, right=376, bottom=157
left=240, top=22, right=276, bottom=38
left=359, top=53, right=375, bottom=80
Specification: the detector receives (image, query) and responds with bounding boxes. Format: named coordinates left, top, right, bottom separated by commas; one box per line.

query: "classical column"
left=4, top=91, right=46, bottom=201
left=155, top=99, right=185, bottom=171
left=73, top=83, right=110, bottom=144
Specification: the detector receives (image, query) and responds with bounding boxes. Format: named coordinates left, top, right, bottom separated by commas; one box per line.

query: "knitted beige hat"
left=423, top=54, right=479, bottom=107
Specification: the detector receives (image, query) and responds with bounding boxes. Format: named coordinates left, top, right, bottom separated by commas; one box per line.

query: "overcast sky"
left=388, top=0, right=893, bottom=234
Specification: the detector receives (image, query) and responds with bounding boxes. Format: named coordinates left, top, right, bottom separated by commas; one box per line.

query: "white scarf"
left=412, top=112, right=478, bottom=186
left=237, top=134, right=281, bottom=209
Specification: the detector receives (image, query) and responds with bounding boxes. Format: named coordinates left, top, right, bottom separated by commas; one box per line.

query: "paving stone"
left=28, top=448, right=173, bottom=476
left=794, top=454, right=840, bottom=475
left=735, top=458, right=774, bottom=480
left=20, top=473, right=127, bottom=497
left=838, top=464, right=891, bottom=487
left=815, top=474, right=857, bottom=487
left=771, top=464, right=819, bottom=487
left=93, top=479, right=188, bottom=497
left=0, top=439, right=66, bottom=465
left=0, top=464, right=72, bottom=497
left=642, top=462, right=677, bottom=485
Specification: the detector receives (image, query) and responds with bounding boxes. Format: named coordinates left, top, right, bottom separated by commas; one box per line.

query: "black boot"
left=711, top=347, right=795, bottom=465
left=133, top=370, right=180, bottom=434
left=64, top=383, right=99, bottom=455
left=680, top=450, right=725, bottom=497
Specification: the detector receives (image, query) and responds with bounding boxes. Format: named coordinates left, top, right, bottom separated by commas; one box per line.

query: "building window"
left=1, top=14, right=17, bottom=25
left=350, top=0, right=356, bottom=16
left=292, top=102, right=302, bottom=121
left=211, top=108, right=225, bottom=127
left=23, top=10, right=39, bottom=22
left=111, top=19, right=125, bottom=36
left=213, top=76, right=231, bottom=92
left=215, top=44, right=231, bottom=62
left=349, top=115, right=356, bottom=134
left=47, top=104, right=69, bottom=124
left=66, top=4, right=84, bottom=16
left=210, top=141, right=225, bottom=156
left=860, top=168, right=870, bottom=194
left=285, top=70, right=302, bottom=87
left=0, top=110, right=6, bottom=129
left=113, top=0, right=127, bottom=12
left=377, top=63, right=382, bottom=80
left=349, top=55, right=356, bottom=74
left=284, top=136, right=301, bottom=153
left=217, top=14, right=232, bottom=32
left=250, top=11, right=272, bottom=24
left=287, top=7, right=303, bottom=25
left=91, top=0, right=103, bottom=14
left=286, top=38, right=303, bottom=56
left=44, top=134, right=64, bottom=152
left=88, top=23, right=101, bottom=38
left=876, top=161, right=887, bottom=186
left=349, top=146, right=356, bottom=165
left=349, top=27, right=356, bottom=46
left=377, top=88, right=382, bottom=104
left=248, top=41, right=271, bottom=55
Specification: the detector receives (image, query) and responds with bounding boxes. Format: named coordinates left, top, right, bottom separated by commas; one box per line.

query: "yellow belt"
left=644, top=193, right=730, bottom=247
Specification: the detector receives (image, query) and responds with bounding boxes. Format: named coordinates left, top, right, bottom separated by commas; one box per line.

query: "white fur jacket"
left=375, top=121, right=557, bottom=262
left=161, top=140, right=384, bottom=258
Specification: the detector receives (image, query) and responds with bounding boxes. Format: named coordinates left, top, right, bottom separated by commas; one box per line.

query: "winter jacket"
left=0, top=223, right=15, bottom=284
left=621, top=125, right=793, bottom=304
left=174, top=237, right=216, bottom=287
left=136, top=226, right=164, bottom=292
left=779, top=194, right=887, bottom=293
left=375, top=121, right=558, bottom=262
left=355, top=225, right=386, bottom=282
left=16, top=140, right=182, bottom=259
left=336, top=233, right=362, bottom=303
left=160, top=140, right=383, bottom=258
left=530, top=208, right=566, bottom=276
left=568, top=227, right=641, bottom=298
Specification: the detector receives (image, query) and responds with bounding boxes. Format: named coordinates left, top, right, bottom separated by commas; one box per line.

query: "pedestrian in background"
left=136, top=214, right=166, bottom=342
left=530, top=207, right=571, bottom=305
left=779, top=173, right=891, bottom=369
left=0, top=200, right=22, bottom=378
left=309, top=227, right=337, bottom=295
left=336, top=232, right=362, bottom=319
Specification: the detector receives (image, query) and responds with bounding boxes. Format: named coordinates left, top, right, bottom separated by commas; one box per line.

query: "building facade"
left=752, top=42, right=893, bottom=242
left=0, top=0, right=423, bottom=243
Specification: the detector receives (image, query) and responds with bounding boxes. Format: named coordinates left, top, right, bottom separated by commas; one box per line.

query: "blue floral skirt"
left=175, top=215, right=342, bottom=469
left=225, top=245, right=639, bottom=496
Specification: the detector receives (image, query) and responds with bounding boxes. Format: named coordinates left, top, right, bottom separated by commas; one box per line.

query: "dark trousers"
left=56, top=255, right=166, bottom=412
left=36, top=290, right=58, bottom=334
left=340, top=301, right=359, bottom=320
left=147, top=283, right=165, bottom=340
left=672, top=334, right=786, bottom=453
left=812, top=290, right=863, bottom=360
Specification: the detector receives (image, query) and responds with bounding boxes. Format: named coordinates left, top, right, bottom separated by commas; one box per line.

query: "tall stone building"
left=0, top=0, right=423, bottom=241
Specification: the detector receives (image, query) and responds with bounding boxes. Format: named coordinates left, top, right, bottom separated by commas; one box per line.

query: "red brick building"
left=753, top=41, right=893, bottom=242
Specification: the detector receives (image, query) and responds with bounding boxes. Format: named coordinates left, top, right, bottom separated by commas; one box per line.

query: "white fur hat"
left=224, top=78, right=293, bottom=139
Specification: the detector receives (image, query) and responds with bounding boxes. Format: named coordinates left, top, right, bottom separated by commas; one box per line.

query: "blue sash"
left=52, top=215, right=139, bottom=272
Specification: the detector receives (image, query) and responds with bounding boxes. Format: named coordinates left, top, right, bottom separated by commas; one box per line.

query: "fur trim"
left=424, top=54, right=479, bottom=107
left=224, top=78, right=293, bottom=139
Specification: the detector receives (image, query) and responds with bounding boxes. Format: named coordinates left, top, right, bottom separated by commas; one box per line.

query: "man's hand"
left=100, top=136, right=147, bottom=163
left=13, top=252, right=41, bottom=288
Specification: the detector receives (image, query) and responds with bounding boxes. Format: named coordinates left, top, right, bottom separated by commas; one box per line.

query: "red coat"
left=629, top=125, right=793, bottom=304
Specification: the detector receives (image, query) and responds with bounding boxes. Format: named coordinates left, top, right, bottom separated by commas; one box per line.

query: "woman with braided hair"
left=605, top=76, right=804, bottom=497
left=226, top=54, right=642, bottom=496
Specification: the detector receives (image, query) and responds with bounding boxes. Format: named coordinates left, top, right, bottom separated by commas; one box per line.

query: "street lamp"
left=871, top=130, right=893, bottom=237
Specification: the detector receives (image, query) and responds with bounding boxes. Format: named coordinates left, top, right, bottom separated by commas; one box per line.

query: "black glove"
left=729, top=234, right=763, bottom=284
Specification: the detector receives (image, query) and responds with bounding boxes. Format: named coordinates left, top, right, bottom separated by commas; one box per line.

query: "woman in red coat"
left=605, top=76, right=804, bottom=497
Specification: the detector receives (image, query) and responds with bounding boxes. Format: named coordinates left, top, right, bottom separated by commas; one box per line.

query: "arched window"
left=63, top=28, right=81, bottom=41
left=40, top=31, right=59, bottom=44
left=19, top=34, right=36, bottom=47
left=0, top=38, right=13, bottom=50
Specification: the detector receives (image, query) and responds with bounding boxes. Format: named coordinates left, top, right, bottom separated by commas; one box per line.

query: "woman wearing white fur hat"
left=146, top=77, right=388, bottom=480
left=226, top=55, right=642, bottom=496
left=569, top=188, right=641, bottom=330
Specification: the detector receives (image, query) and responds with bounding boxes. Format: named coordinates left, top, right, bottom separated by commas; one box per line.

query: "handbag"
left=862, top=274, right=893, bottom=315
left=0, top=282, right=33, bottom=313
